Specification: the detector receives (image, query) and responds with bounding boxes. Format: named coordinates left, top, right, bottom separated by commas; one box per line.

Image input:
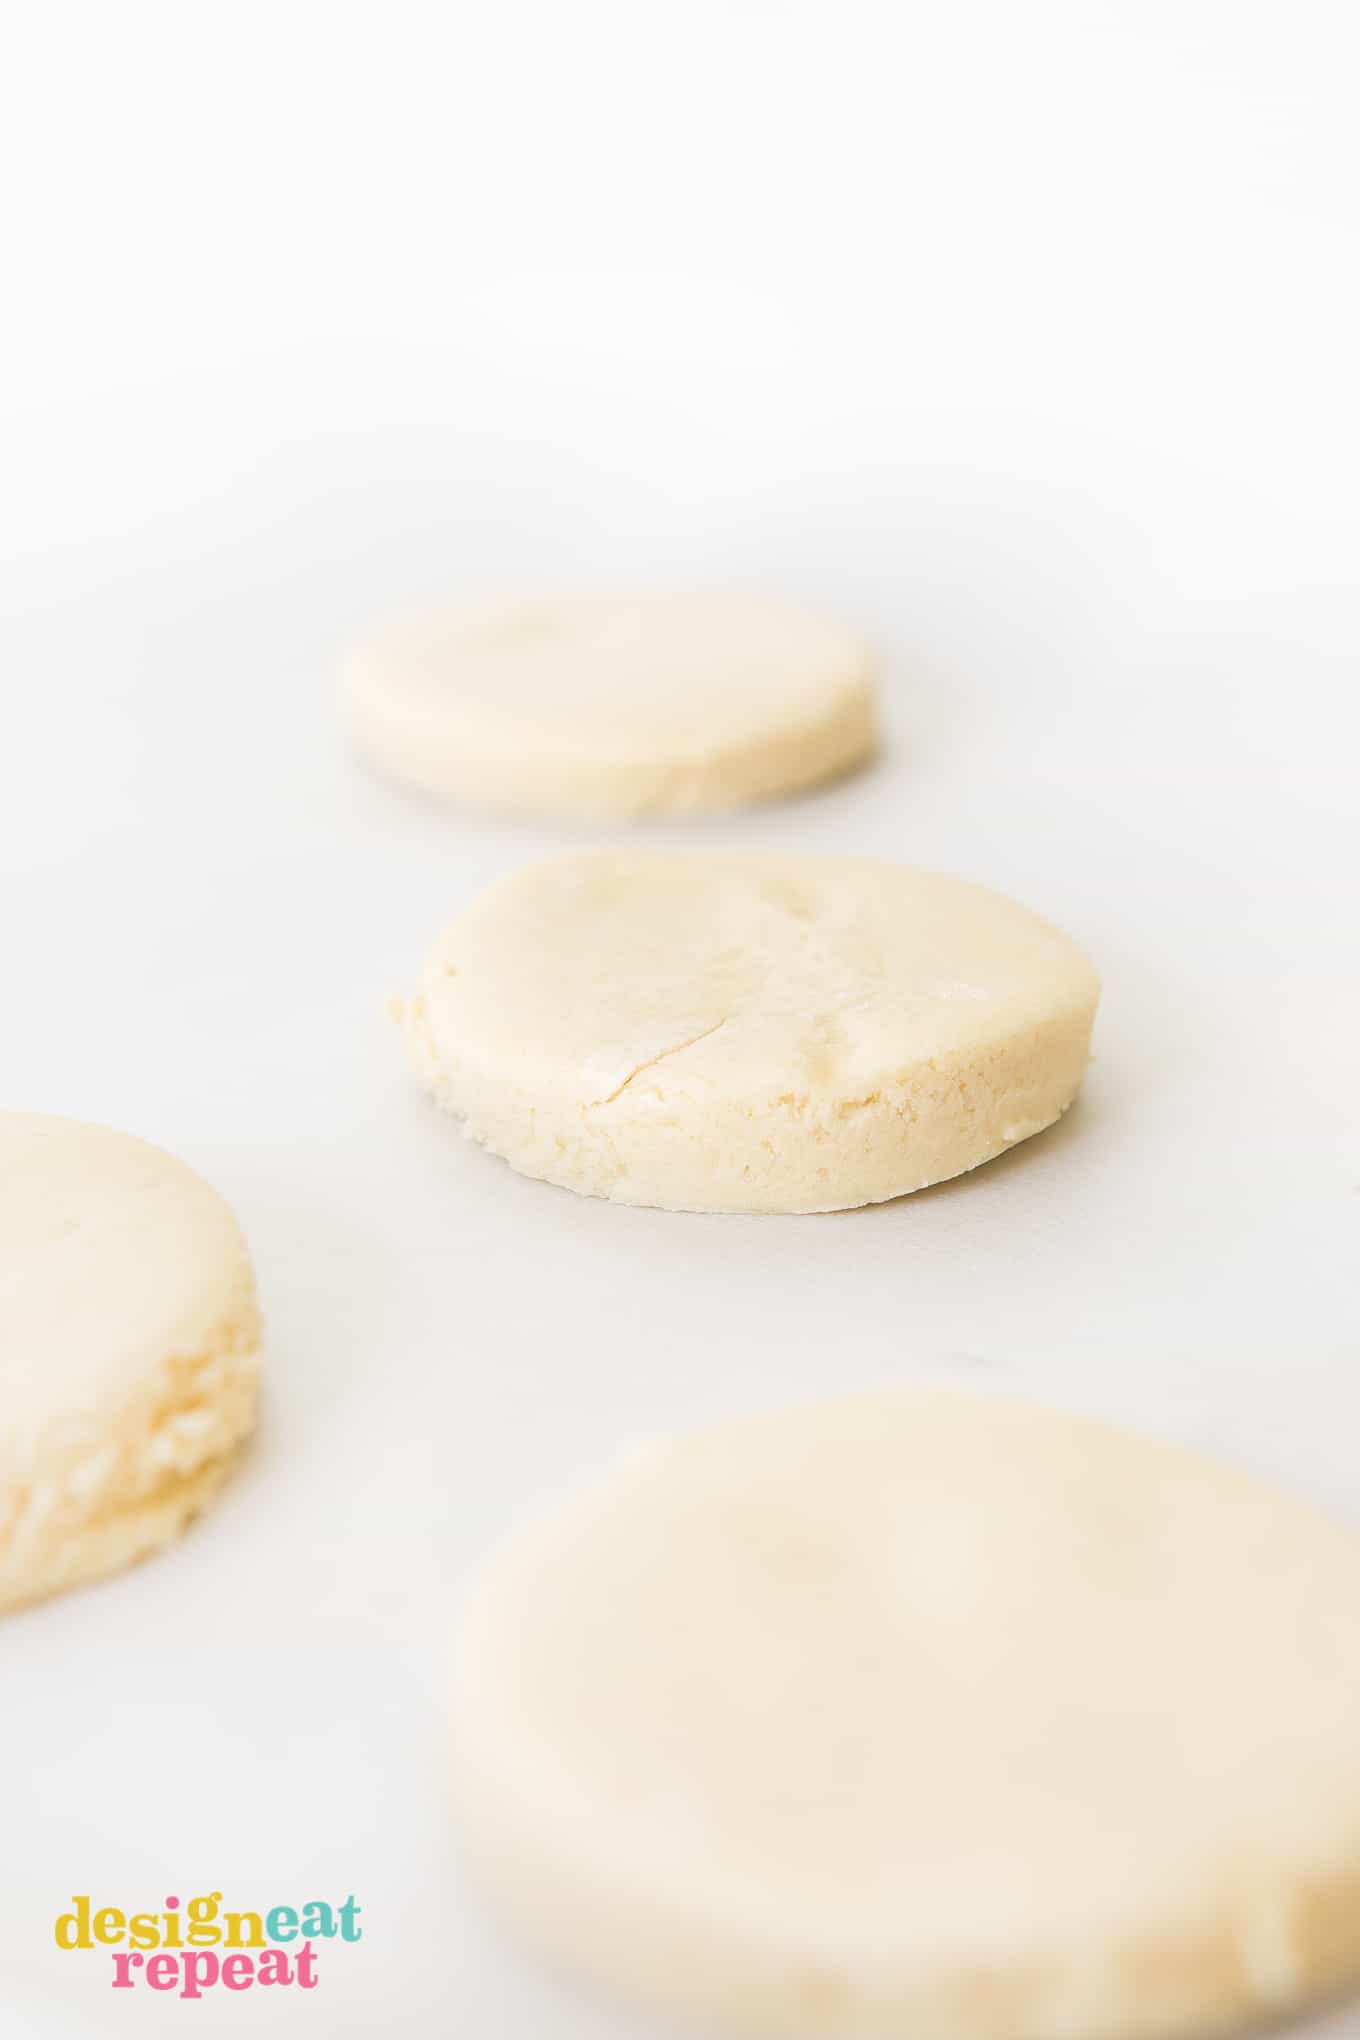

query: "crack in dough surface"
left=587, top=1018, right=730, bottom=1106
left=401, top=851, right=1100, bottom=1213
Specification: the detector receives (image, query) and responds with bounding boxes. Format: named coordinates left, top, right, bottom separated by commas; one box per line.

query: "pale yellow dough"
left=0, top=1114, right=262, bottom=1613
left=342, top=592, right=877, bottom=818
left=453, top=1390, right=1360, bottom=2040
left=400, top=851, right=1099, bottom=1213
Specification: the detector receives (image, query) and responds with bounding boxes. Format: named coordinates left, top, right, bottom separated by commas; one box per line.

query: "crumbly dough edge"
left=0, top=1299, right=263, bottom=1614
left=399, top=991, right=1097, bottom=1213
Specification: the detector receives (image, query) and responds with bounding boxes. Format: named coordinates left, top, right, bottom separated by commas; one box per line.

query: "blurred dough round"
left=399, top=851, right=1099, bottom=1213
left=342, top=592, right=877, bottom=817
left=0, top=1114, right=262, bottom=1613
left=453, top=1389, right=1360, bottom=2040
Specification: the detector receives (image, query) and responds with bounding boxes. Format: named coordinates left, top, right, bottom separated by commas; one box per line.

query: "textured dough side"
left=400, top=994, right=1096, bottom=1213
left=0, top=1299, right=262, bottom=1614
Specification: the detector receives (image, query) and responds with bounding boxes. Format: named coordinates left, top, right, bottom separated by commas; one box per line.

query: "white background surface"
left=2, top=1, right=1358, bottom=2033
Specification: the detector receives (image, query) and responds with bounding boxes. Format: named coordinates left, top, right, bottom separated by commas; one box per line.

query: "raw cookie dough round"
left=342, top=592, right=877, bottom=818
left=453, top=1389, right=1360, bottom=2040
left=0, top=1114, right=263, bottom=1614
left=399, top=851, right=1099, bottom=1213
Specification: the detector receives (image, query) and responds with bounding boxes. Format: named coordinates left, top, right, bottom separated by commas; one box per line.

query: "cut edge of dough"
left=343, top=652, right=879, bottom=819
left=401, top=992, right=1098, bottom=1214
left=0, top=1302, right=263, bottom=1615
left=451, top=1727, right=1360, bottom=2040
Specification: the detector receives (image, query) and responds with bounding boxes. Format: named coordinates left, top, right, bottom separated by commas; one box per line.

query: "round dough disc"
left=342, top=592, right=877, bottom=818
left=0, top=1114, right=263, bottom=1614
left=400, top=851, right=1100, bottom=1213
left=453, top=1390, right=1360, bottom=2040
